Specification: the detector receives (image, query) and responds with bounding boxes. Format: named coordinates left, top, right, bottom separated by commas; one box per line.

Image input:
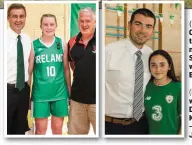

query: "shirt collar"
left=8, top=28, right=23, bottom=40
left=127, top=37, right=146, bottom=56
left=76, top=29, right=96, bottom=41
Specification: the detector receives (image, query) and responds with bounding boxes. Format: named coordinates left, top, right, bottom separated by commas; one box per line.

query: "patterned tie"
left=16, top=35, right=25, bottom=91
left=133, top=50, right=144, bottom=121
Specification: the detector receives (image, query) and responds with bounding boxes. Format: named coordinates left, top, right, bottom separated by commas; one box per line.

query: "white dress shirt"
left=105, top=38, right=152, bottom=118
left=7, top=28, right=31, bottom=84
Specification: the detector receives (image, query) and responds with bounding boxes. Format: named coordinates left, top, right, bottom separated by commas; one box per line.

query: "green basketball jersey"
left=32, top=37, right=69, bottom=102
left=144, top=81, right=181, bottom=134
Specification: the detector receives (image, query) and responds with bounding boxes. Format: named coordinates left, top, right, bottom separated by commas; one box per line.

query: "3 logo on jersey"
left=151, top=95, right=174, bottom=122
left=152, top=105, right=163, bottom=121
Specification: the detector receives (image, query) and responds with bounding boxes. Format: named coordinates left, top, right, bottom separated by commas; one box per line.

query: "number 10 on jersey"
left=46, top=66, right=56, bottom=77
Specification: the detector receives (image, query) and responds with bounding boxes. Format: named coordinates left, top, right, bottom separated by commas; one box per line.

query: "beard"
left=130, top=31, right=150, bottom=46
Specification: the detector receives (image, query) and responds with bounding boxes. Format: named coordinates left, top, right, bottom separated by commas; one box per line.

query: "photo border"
left=102, top=0, right=185, bottom=138
left=4, top=0, right=99, bottom=138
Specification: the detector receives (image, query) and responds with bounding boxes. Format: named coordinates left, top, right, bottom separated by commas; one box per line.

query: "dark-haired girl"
left=144, top=50, right=181, bottom=134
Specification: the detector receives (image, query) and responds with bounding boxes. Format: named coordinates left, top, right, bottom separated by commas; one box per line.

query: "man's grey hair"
left=78, top=7, right=96, bottom=20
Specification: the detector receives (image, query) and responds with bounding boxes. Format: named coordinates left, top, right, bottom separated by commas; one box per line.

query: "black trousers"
left=105, top=115, right=149, bottom=135
left=7, top=83, right=30, bottom=135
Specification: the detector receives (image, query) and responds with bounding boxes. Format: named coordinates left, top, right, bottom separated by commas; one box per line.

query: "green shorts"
left=32, top=99, right=68, bottom=118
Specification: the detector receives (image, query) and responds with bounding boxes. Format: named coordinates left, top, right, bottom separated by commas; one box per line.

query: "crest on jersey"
left=165, top=95, right=174, bottom=104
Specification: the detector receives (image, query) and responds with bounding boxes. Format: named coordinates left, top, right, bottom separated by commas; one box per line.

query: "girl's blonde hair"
left=40, top=14, right=57, bottom=27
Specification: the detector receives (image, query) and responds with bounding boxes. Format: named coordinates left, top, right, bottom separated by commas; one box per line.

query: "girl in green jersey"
left=28, top=14, right=71, bottom=135
left=144, top=50, right=181, bottom=134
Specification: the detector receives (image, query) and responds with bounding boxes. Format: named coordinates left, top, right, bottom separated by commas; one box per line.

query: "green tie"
left=16, top=35, right=25, bottom=91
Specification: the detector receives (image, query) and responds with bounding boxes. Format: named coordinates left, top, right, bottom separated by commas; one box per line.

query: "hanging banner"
left=175, top=3, right=179, bottom=9
left=132, top=8, right=137, bottom=12
left=159, top=13, right=163, bottom=23
left=116, top=4, right=124, bottom=17
left=170, top=14, right=175, bottom=26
